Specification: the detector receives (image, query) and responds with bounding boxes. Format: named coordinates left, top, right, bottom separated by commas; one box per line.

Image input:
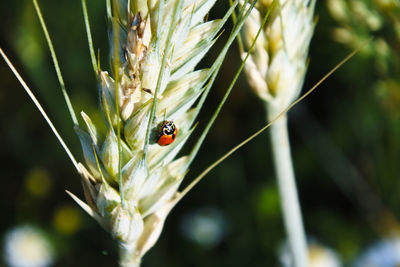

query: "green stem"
left=119, top=246, right=141, bottom=267
left=267, top=110, right=307, bottom=267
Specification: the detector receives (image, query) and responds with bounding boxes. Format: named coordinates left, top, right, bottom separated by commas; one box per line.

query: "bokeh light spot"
left=180, top=207, right=228, bottom=248
left=4, top=225, right=54, bottom=267
left=280, top=241, right=342, bottom=267
left=24, top=167, right=53, bottom=198
left=256, top=184, right=280, bottom=217
left=52, top=205, right=82, bottom=235
left=354, top=235, right=400, bottom=267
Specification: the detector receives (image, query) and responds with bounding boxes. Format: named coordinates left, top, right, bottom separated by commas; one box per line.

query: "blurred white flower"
left=4, top=225, right=54, bottom=267
left=353, top=236, right=400, bottom=267
left=180, top=207, right=228, bottom=247
left=280, top=241, right=342, bottom=267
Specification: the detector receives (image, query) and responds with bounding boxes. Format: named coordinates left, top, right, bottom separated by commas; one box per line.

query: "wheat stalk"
left=240, top=0, right=316, bottom=266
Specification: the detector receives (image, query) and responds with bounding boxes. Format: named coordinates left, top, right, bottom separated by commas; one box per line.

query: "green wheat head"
left=240, top=0, right=315, bottom=117
left=68, top=0, right=238, bottom=266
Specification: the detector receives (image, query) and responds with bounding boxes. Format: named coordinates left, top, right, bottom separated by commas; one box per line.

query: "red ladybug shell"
left=157, top=120, right=177, bottom=146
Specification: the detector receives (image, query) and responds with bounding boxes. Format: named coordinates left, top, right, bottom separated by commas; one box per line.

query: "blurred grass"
left=0, top=0, right=400, bottom=266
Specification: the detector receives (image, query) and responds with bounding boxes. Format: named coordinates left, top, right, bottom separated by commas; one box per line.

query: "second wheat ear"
left=240, top=1, right=315, bottom=266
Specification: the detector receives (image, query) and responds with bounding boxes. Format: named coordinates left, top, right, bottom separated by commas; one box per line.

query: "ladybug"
left=157, top=120, right=177, bottom=146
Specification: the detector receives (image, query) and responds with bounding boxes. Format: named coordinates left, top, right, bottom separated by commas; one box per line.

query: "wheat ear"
left=66, top=0, right=245, bottom=266
left=240, top=0, right=316, bottom=266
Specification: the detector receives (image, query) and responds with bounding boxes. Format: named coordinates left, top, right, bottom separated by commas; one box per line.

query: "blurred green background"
left=0, top=0, right=399, bottom=266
